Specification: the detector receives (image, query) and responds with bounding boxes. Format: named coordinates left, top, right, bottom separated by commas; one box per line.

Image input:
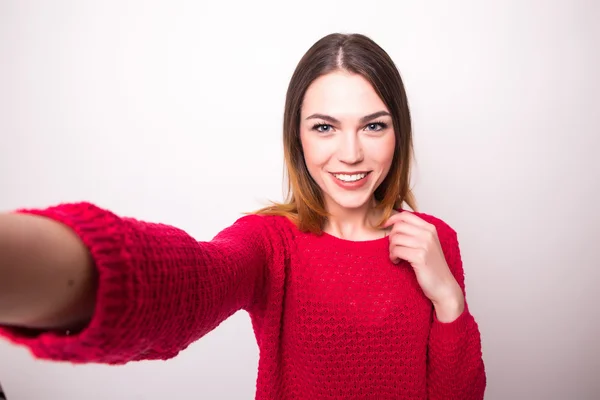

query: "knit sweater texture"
left=0, top=202, right=486, bottom=399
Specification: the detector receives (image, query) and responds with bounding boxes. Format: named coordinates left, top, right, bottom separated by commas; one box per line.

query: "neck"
left=323, top=198, right=386, bottom=241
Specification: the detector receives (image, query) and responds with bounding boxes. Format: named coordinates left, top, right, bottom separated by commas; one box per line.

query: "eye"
left=311, top=123, right=334, bottom=133
left=364, top=121, right=388, bottom=132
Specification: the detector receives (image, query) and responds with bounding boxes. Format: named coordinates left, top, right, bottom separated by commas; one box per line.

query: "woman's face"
left=299, top=71, right=396, bottom=213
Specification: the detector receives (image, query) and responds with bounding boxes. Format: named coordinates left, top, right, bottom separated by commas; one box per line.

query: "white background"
left=1, top=0, right=599, bottom=399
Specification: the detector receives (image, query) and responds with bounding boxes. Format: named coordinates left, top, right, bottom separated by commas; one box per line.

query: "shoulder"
left=227, top=214, right=298, bottom=267
left=224, top=213, right=296, bottom=243
left=234, top=213, right=294, bottom=230
left=207, top=214, right=294, bottom=265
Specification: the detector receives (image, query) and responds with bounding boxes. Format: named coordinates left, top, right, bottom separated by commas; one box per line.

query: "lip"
left=328, top=171, right=372, bottom=175
left=329, top=171, right=371, bottom=190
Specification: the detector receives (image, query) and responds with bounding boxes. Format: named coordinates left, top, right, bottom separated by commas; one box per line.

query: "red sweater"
left=0, top=202, right=486, bottom=399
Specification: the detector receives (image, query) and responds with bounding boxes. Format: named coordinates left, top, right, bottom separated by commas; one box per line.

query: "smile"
left=329, top=171, right=371, bottom=190
left=332, top=172, right=369, bottom=182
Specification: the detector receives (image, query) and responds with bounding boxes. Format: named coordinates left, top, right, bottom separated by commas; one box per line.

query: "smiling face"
left=299, top=70, right=396, bottom=214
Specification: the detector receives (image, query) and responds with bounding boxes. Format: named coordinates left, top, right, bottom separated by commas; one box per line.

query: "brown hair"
left=253, top=33, right=417, bottom=233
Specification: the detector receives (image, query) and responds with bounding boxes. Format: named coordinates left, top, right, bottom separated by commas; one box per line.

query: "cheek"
left=301, top=134, right=330, bottom=168
left=382, top=139, right=395, bottom=168
left=365, top=134, right=396, bottom=169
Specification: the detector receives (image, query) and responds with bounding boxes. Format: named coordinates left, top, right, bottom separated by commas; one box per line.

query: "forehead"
left=301, top=71, right=389, bottom=118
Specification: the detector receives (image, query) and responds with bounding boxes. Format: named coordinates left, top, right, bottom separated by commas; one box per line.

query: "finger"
left=393, top=218, right=438, bottom=245
left=382, top=210, right=430, bottom=229
left=393, top=212, right=432, bottom=229
left=389, top=233, right=422, bottom=249
left=390, top=245, right=424, bottom=265
left=381, top=210, right=408, bottom=228
left=389, top=221, right=424, bottom=238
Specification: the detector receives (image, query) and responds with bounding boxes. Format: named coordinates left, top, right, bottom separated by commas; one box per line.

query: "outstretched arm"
left=0, top=202, right=270, bottom=364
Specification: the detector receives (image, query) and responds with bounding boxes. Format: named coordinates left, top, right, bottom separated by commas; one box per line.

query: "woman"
left=0, top=33, right=486, bottom=399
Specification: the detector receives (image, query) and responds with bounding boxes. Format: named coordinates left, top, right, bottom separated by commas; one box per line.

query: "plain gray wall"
left=1, top=0, right=599, bottom=399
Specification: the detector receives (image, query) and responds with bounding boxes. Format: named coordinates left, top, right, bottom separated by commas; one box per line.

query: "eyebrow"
left=305, top=110, right=391, bottom=124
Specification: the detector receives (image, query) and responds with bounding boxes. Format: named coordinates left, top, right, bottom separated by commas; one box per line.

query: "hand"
left=383, top=211, right=464, bottom=322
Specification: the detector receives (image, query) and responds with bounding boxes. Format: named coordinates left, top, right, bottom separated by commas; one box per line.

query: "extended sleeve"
left=426, top=221, right=487, bottom=400
left=0, top=202, right=270, bottom=364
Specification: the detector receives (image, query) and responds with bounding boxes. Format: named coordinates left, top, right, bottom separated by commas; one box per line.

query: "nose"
left=337, top=132, right=364, bottom=165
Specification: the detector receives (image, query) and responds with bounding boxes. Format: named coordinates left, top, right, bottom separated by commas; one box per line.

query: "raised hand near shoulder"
left=383, top=211, right=464, bottom=322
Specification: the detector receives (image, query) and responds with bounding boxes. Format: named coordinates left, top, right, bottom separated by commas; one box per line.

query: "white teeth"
left=333, top=173, right=367, bottom=182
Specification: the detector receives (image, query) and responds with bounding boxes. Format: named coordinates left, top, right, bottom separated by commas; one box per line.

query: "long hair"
left=254, top=33, right=417, bottom=234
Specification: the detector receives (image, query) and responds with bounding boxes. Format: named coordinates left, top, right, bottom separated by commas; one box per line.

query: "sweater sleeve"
left=426, top=221, right=487, bottom=400
left=0, top=202, right=270, bottom=364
